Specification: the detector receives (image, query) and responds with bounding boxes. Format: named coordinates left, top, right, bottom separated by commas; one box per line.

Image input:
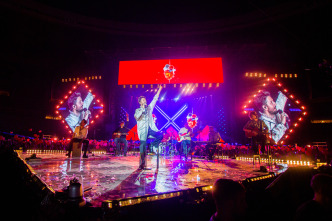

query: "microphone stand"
left=263, top=118, right=275, bottom=167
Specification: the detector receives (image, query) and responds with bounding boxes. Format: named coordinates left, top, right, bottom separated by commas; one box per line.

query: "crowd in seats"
left=1, top=132, right=329, bottom=163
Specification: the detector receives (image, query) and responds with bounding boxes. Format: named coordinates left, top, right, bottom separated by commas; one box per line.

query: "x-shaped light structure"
left=155, top=104, right=188, bottom=131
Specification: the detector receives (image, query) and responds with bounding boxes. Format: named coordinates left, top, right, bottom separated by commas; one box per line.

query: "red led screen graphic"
left=118, top=57, right=223, bottom=85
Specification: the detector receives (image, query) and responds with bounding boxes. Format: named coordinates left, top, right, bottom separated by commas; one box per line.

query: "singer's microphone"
left=83, top=108, right=91, bottom=117
left=277, top=110, right=290, bottom=122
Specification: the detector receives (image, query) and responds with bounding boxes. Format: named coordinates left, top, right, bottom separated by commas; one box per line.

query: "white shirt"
left=134, top=94, right=159, bottom=141
left=179, top=127, right=191, bottom=141
left=259, top=113, right=288, bottom=143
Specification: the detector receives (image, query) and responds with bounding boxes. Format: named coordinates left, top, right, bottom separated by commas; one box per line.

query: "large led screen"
left=118, top=57, right=223, bottom=85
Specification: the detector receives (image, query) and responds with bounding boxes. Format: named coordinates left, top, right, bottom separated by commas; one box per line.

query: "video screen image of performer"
left=253, top=90, right=289, bottom=143
left=243, top=111, right=269, bottom=155
left=178, top=123, right=192, bottom=161
left=65, top=91, right=94, bottom=132
left=66, top=119, right=89, bottom=158
left=134, top=86, right=163, bottom=170
left=113, top=113, right=129, bottom=156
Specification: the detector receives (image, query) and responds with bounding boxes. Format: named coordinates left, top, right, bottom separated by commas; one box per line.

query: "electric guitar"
left=112, top=132, right=129, bottom=139
left=178, top=132, right=191, bottom=142
left=244, top=128, right=269, bottom=138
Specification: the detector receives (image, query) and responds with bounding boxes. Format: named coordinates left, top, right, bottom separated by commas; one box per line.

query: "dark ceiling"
left=0, top=0, right=331, bottom=140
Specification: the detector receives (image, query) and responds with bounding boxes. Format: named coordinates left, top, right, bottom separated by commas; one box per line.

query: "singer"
left=254, top=91, right=289, bottom=143
left=134, top=85, right=163, bottom=170
left=65, top=91, right=94, bottom=131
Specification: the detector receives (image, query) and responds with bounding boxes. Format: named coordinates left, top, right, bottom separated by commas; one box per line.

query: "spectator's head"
left=212, top=179, right=247, bottom=218
left=254, top=91, right=277, bottom=116
left=311, top=173, right=332, bottom=207
left=68, top=92, right=83, bottom=112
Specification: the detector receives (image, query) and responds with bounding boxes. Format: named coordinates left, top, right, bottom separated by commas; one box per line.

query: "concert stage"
left=21, top=152, right=289, bottom=207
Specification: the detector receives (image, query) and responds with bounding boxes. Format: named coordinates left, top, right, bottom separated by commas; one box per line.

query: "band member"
left=113, top=114, right=129, bottom=156
left=206, top=126, right=222, bottom=160
left=254, top=90, right=289, bottom=143
left=208, top=126, right=222, bottom=143
left=66, top=119, right=89, bottom=158
left=178, top=123, right=192, bottom=160
left=134, top=86, right=163, bottom=170
left=243, top=111, right=269, bottom=154
left=65, top=91, right=94, bottom=132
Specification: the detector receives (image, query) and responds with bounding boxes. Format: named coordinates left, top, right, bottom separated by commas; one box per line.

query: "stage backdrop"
left=118, top=57, right=223, bottom=85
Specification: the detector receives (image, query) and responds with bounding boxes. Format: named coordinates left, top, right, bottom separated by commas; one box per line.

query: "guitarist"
left=113, top=114, right=129, bottom=156
left=178, top=123, right=192, bottom=160
left=243, top=111, right=269, bottom=154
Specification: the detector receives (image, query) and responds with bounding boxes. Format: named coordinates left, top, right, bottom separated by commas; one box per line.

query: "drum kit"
left=158, top=132, right=179, bottom=156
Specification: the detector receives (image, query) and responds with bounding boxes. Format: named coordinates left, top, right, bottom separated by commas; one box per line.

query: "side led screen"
left=118, top=57, right=223, bottom=85
left=243, top=79, right=307, bottom=144
left=56, top=81, right=104, bottom=134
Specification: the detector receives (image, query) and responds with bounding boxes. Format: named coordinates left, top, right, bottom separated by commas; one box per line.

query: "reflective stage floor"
left=20, top=153, right=288, bottom=207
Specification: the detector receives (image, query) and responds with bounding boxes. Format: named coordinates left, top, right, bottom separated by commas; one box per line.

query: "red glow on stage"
left=118, top=57, right=223, bottom=85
